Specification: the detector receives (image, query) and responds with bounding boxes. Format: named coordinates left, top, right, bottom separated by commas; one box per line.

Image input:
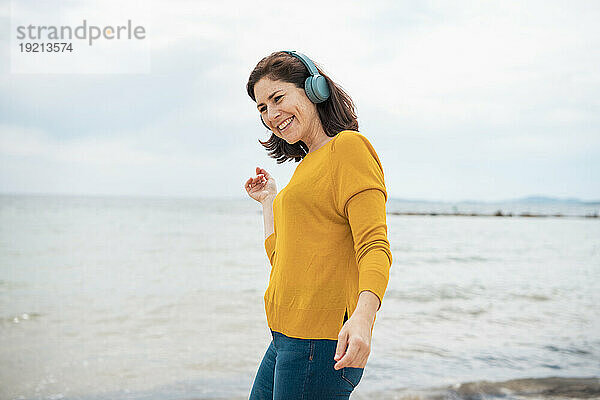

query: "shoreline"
left=387, top=211, right=599, bottom=218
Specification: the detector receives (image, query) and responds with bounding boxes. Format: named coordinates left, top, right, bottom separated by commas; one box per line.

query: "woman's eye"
left=258, top=95, right=282, bottom=113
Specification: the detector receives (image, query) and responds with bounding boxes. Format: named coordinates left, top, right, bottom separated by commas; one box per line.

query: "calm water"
left=0, top=194, right=598, bottom=400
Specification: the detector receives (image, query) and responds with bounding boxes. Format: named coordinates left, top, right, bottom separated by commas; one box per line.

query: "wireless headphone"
left=260, top=50, right=330, bottom=130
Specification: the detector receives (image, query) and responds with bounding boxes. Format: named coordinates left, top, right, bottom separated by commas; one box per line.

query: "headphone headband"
left=284, top=50, right=319, bottom=76
left=284, top=50, right=330, bottom=104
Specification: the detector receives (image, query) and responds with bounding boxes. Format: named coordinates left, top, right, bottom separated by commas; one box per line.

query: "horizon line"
left=1, top=191, right=599, bottom=204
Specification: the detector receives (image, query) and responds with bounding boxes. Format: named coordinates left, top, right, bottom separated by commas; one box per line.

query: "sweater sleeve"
left=264, top=231, right=277, bottom=267
left=332, top=132, right=393, bottom=309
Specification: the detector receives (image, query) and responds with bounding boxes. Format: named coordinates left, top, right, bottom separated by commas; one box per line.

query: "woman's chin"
left=280, top=133, right=300, bottom=144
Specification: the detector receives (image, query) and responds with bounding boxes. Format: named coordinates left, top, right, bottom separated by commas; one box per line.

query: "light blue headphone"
left=260, top=51, right=330, bottom=130
left=284, top=50, right=330, bottom=103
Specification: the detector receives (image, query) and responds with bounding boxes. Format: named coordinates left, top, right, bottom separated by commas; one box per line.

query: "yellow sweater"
left=263, top=130, right=393, bottom=340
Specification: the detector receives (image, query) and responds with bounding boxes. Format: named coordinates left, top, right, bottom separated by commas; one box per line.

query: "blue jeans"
left=249, top=329, right=364, bottom=399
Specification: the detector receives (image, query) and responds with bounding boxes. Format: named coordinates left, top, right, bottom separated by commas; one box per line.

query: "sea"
left=1, top=194, right=599, bottom=400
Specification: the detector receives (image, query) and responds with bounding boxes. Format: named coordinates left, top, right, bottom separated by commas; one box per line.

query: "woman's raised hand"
left=245, top=166, right=277, bottom=204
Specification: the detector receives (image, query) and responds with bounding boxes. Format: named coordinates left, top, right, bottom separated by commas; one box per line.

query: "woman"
left=244, top=50, right=393, bottom=399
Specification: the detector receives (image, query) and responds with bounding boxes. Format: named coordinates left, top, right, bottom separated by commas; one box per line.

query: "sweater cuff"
left=357, top=249, right=392, bottom=310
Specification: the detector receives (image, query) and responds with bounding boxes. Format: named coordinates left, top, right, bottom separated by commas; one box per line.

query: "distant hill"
left=507, top=196, right=600, bottom=205
left=388, top=195, right=600, bottom=205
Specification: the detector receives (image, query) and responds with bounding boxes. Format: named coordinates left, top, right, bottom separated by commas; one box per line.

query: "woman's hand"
left=245, top=166, right=277, bottom=204
left=333, top=312, right=373, bottom=370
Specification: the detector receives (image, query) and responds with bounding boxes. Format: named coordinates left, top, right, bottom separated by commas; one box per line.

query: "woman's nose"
left=267, top=107, right=281, bottom=124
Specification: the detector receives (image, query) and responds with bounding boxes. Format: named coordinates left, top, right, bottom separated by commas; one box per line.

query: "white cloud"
left=1, top=0, right=598, bottom=200
left=0, top=124, right=172, bottom=166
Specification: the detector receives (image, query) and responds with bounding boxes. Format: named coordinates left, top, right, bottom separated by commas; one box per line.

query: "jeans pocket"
left=341, top=367, right=364, bottom=388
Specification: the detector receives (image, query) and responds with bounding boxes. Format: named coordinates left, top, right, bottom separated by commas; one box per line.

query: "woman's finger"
left=257, top=167, right=270, bottom=179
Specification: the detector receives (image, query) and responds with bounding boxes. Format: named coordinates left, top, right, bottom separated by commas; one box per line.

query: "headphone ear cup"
left=312, top=75, right=330, bottom=102
left=304, top=76, right=319, bottom=103
left=286, top=50, right=331, bottom=103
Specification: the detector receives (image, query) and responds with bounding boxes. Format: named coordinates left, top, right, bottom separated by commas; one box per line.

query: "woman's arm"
left=262, top=195, right=275, bottom=240
left=245, top=167, right=278, bottom=266
left=330, top=132, right=392, bottom=370
left=262, top=195, right=277, bottom=267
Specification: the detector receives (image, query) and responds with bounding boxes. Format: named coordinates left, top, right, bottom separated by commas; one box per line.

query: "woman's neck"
left=304, top=126, right=331, bottom=154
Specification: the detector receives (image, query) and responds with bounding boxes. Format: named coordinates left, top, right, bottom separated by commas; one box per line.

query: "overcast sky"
left=0, top=0, right=598, bottom=202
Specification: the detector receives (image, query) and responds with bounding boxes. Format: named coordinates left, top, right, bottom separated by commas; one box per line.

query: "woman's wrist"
left=352, top=290, right=380, bottom=323
left=261, top=194, right=276, bottom=205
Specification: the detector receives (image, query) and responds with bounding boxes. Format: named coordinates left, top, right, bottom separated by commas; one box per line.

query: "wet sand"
left=199, top=376, right=600, bottom=400
left=368, top=376, right=600, bottom=400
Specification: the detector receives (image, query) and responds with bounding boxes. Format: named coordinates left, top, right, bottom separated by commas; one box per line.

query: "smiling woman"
left=246, top=51, right=358, bottom=163
left=243, top=51, right=392, bottom=400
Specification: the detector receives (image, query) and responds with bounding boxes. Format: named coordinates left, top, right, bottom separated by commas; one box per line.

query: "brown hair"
left=247, top=51, right=359, bottom=163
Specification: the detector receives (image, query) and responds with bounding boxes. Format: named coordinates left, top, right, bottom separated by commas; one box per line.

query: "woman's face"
left=254, top=77, right=321, bottom=144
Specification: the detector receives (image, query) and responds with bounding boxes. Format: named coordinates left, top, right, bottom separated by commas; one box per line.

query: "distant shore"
left=388, top=210, right=599, bottom=218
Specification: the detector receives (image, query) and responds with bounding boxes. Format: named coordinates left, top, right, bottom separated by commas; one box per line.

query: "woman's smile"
left=278, top=116, right=294, bottom=132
